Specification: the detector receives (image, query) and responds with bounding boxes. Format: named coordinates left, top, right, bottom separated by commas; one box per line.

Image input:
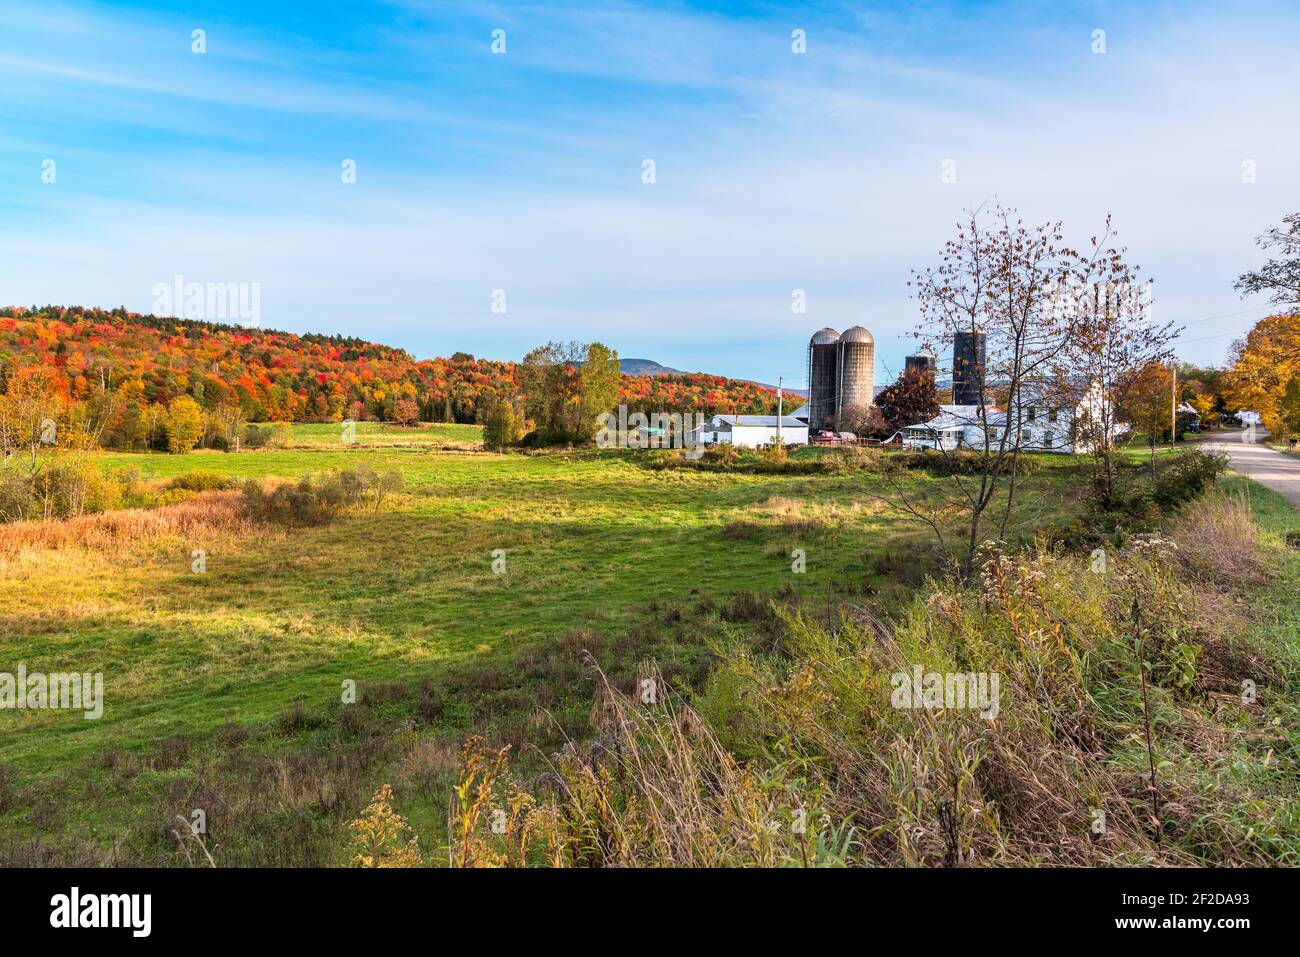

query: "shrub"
left=764, top=437, right=788, bottom=467
left=241, top=467, right=402, bottom=526
left=1151, top=450, right=1228, bottom=511
left=887, top=448, right=1042, bottom=477
left=0, top=458, right=129, bottom=522
left=0, top=470, right=36, bottom=523
left=166, top=470, right=236, bottom=493
left=242, top=424, right=273, bottom=448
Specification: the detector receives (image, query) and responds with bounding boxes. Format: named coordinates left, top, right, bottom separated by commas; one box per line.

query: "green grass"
left=0, top=443, right=1242, bottom=863
left=275, top=420, right=483, bottom=449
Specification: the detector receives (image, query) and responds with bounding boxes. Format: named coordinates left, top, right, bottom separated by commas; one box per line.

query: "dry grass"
left=1171, top=490, right=1267, bottom=586
left=449, top=662, right=793, bottom=868
left=722, top=495, right=884, bottom=541
left=448, top=492, right=1294, bottom=867
left=0, top=489, right=257, bottom=556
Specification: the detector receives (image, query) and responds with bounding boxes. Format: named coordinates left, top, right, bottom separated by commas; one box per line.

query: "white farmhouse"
left=696, top=415, right=809, bottom=448
left=891, top=382, right=1124, bottom=454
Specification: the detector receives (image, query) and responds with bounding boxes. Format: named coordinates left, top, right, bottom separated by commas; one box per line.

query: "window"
left=1048, top=408, right=1058, bottom=423
left=1027, top=408, right=1036, bottom=422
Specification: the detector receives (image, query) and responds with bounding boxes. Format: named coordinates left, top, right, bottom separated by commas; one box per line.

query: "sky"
left=0, top=0, right=1296, bottom=386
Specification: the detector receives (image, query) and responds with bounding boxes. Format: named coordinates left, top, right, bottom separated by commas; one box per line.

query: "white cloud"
left=0, top=0, right=1295, bottom=383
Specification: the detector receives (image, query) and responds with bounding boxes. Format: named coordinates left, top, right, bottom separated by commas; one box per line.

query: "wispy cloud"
left=0, top=0, right=1295, bottom=382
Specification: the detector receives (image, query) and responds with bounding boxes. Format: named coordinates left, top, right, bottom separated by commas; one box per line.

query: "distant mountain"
left=620, top=358, right=808, bottom=398
left=620, top=358, right=687, bottom=376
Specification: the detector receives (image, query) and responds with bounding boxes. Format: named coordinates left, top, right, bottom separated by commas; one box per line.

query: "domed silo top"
left=839, top=325, right=874, bottom=344
left=810, top=327, right=840, bottom=346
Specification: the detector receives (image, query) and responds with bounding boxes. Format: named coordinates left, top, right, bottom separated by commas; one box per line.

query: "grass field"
left=0, top=442, right=1096, bottom=861
left=275, top=421, right=483, bottom=449
left=1, top=440, right=1295, bottom=865
left=0, top=446, right=1084, bottom=765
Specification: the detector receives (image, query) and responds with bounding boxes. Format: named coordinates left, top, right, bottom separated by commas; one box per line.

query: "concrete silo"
left=806, top=327, right=840, bottom=430
left=952, top=329, right=986, bottom=406
left=835, top=326, right=875, bottom=423
left=904, top=349, right=937, bottom=375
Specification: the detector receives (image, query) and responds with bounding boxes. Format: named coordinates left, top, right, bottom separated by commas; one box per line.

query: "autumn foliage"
left=0, top=306, right=790, bottom=445
left=1223, top=312, right=1300, bottom=440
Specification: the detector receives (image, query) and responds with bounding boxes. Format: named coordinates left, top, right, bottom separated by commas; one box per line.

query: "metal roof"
left=839, top=325, right=874, bottom=344
left=710, top=415, right=809, bottom=428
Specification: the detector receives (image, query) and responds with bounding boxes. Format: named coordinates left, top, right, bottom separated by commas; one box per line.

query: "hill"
left=619, top=358, right=687, bottom=376
left=622, top=356, right=809, bottom=399
left=0, top=307, right=795, bottom=446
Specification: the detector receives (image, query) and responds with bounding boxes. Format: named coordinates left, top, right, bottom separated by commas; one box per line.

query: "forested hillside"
left=0, top=306, right=788, bottom=450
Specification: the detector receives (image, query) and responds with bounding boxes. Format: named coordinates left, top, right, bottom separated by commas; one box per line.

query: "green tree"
left=519, top=340, right=618, bottom=444
left=163, top=395, right=204, bottom=453
left=578, top=342, right=621, bottom=442
left=483, top=400, right=522, bottom=451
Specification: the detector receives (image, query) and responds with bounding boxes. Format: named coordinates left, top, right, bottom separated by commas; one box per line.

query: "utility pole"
left=1171, top=364, right=1177, bottom=450
left=777, top=376, right=783, bottom=445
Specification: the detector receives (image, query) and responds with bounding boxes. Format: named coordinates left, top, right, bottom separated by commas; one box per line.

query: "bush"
left=243, top=425, right=273, bottom=448
left=887, top=448, right=1042, bottom=477
left=644, top=446, right=857, bottom=475
left=242, top=467, right=402, bottom=526
left=166, top=470, right=236, bottom=492
left=1151, top=450, right=1228, bottom=511
left=0, top=459, right=129, bottom=522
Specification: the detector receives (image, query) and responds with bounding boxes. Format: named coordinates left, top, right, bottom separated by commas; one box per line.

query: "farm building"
left=894, top=405, right=1004, bottom=451
left=891, top=382, right=1124, bottom=454
left=694, top=415, right=809, bottom=448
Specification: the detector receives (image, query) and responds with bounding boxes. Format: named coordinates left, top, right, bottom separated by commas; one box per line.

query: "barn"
left=695, top=415, right=809, bottom=448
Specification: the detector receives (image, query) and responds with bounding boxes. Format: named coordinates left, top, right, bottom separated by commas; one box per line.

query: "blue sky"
left=0, top=1, right=1296, bottom=385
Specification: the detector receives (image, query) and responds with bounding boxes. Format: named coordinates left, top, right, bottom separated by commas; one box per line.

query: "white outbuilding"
left=696, top=415, right=809, bottom=448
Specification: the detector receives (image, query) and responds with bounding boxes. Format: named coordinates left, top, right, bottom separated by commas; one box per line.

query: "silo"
left=905, top=350, right=937, bottom=375
left=807, top=327, right=840, bottom=430
left=952, top=329, right=986, bottom=406
left=835, top=326, right=875, bottom=422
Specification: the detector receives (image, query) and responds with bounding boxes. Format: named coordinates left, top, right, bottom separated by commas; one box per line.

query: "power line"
left=1172, top=304, right=1277, bottom=327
